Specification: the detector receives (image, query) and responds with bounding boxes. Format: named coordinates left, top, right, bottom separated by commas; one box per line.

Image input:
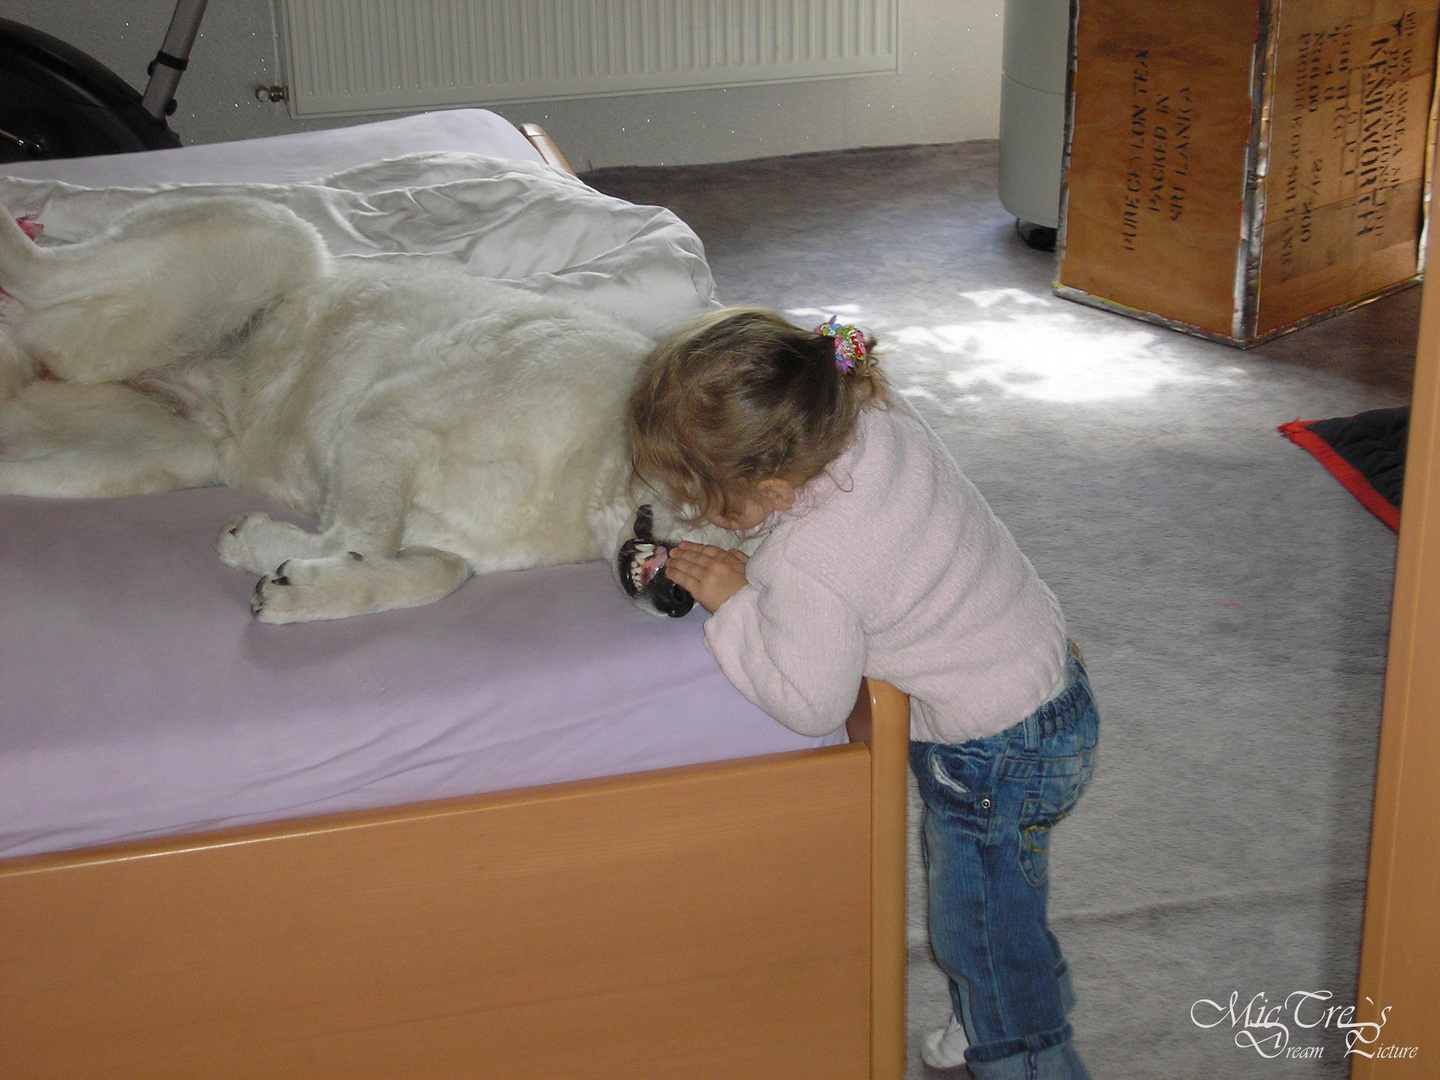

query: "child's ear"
left=757, top=478, right=797, bottom=513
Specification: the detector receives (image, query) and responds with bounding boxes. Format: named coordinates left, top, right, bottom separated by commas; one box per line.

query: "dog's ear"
left=634, top=504, right=655, bottom=542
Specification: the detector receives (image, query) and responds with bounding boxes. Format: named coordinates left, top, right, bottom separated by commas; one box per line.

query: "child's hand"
left=664, top=542, right=749, bottom=614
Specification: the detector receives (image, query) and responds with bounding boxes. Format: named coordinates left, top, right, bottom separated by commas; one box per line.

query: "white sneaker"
left=921, top=1014, right=970, bottom=1070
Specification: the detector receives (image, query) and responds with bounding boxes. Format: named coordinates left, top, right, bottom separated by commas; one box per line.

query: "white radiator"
left=276, top=0, right=899, bottom=117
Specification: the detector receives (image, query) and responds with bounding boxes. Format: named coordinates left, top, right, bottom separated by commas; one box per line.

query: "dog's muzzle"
left=618, top=535, right=694, bottom=618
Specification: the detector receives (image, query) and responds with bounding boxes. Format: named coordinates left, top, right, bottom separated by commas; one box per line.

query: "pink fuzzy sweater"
left=703, top=395, right=1068, bottom=743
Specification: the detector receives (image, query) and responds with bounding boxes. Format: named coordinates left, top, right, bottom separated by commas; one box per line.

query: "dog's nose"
left=654, top=572, right=694, bottom=618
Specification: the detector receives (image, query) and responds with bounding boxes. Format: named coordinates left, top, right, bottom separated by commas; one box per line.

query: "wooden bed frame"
left=0, top=678, right=909, bottom=1079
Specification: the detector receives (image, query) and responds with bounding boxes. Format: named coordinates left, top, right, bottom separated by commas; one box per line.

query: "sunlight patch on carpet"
left=895, top=313, right=1241, bottom=403
left=786, top=303, right=867, bottom=322
left=785, top=297, right=1246, bottom=404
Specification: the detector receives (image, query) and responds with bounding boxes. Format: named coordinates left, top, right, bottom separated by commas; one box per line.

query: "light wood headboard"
left=518, top=123, right=576, bottom=176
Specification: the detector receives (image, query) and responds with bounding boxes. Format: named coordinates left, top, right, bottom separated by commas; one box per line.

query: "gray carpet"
left=588, top=141, right=1410, bottom=1079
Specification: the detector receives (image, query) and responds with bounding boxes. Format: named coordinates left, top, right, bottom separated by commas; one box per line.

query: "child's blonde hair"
left=627, top=307, right=888, bottom=523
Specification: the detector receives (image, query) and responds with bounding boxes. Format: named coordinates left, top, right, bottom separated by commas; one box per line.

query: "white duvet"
left=0, top=152, right=721, bottom=340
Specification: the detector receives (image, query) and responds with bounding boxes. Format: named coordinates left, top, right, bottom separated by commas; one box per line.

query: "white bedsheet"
left=0, top=108, right=544, bottom=186
left=0, top=112, right=832, bottom=862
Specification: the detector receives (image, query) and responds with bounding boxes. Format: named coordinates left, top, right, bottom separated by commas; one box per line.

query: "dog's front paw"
left=216, top=512, right=281, bottom=574
left=250, top=558, right=321, bottom=624
left=251, top=561, right=288, bottom=621
left=250, top=553, right=377, bottom=624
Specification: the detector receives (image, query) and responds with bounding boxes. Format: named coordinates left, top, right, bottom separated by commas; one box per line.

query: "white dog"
left=0, top=195, right=711, bottom=622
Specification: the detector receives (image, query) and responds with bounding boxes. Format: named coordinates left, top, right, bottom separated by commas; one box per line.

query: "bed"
left=0, top=110, right=910, bottom=1079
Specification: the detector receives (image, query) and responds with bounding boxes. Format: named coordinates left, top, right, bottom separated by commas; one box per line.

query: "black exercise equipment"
left=0, top=1, right=207, bottom=164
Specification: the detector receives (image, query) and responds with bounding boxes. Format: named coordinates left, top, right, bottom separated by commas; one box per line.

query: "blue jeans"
left=911, top=647, right=1099, bottom=1080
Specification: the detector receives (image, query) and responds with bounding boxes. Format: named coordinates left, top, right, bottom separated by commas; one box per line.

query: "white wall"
left=1, top=1, right=1001, bottom=168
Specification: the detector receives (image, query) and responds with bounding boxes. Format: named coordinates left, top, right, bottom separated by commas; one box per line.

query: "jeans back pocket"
left=1016, top=727, right=1097, bottom=887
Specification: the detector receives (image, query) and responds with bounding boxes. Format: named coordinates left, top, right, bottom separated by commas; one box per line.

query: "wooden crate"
left=1057, top=0, right=1440, bottom=345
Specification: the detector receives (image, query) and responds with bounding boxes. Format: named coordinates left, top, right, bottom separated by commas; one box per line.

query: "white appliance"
left=999, top=0, right=1070, bottom=248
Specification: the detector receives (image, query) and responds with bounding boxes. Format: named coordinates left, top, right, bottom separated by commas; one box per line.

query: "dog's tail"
left=0, top=207, right=47, bottom=298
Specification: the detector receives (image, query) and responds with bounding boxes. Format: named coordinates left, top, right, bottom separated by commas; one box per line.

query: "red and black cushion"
left=1279, top=407, right=1408, bottom=532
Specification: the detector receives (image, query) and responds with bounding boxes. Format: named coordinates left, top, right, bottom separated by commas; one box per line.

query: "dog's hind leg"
left=0, top=198, right=329, bottom=384
left=248, top=548, right=473, bottom=624
left=0, top=381, right=219, bottom=497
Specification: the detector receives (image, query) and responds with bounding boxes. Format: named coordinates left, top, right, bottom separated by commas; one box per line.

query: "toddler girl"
left=628, top=308, right=1098, bottom=1080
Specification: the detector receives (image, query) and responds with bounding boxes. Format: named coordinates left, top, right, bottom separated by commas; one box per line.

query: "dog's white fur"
left=0, top=195, right=705, bottom=623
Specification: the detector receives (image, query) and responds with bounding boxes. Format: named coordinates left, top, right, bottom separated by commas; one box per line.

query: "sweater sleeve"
left=701, top=558, right=867, bottom=738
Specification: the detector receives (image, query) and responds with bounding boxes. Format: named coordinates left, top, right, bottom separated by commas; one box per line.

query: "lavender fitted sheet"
left=0, top=488, right=841, bottom=859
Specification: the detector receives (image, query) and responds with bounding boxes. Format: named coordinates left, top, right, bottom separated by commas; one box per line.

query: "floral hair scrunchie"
left=815, top=315, right=868, bottom=373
